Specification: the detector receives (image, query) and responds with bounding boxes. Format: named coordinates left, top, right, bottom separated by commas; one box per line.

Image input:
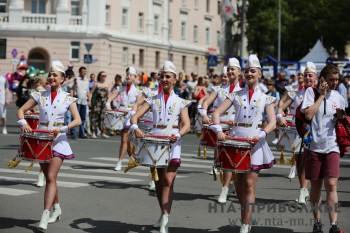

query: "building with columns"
left=0, top=0, right=224, bottom=79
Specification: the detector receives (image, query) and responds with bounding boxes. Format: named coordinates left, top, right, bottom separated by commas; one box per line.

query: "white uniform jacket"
left=118, top=84, right=142, bottom=127
left=287, top=88, right=305, bottom=117
left=212, top=83, right=242, bottom=121
left=227, top=85, right=276, bottom=170
left=31, top=88, right=77, bottom=158
left=145, top=90, right=191, bottom=159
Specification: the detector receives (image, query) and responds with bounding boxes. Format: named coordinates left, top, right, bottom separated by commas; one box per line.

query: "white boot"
left=114, top=160, right=122, bottom=171
left=149, top=180, right=155, bottom=191
left=218, top=187, right=229, bottom=203
left=159, top=214, right=169, bottom=233
left=48, top=203, right=62, bottom=223
left=239, top=224, right=251, bottom=233
left=38, top=209, right=50, bottom=231
left=152, top=214, right=162, bottom=228
left=296, top=188, right=309, bottom=204
left=288, top=165, right=296, bottom=179
left=36, top=171, right=45, bottom=187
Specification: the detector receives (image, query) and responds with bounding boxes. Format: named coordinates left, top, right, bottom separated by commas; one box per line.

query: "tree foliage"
left=245, top=0, right=350, bottom=61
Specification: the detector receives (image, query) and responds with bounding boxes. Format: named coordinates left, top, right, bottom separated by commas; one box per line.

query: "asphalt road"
left=1, top=104, right=349, bottom=233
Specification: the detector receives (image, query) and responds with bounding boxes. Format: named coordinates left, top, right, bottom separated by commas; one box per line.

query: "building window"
left=71, top=0, right=80, bottom=16
left=206, top=0, right=210, bottom=13
left=106, top=5, right=111, bottom=24
left=194, top=0, right=199, bottom=9
left=169, top=19, right=173, bottom=38
left=182, top=0, right=186, bottom=7
left=217, top=30, right=221, bottom=47
left=193, top=25, right=198, bottom=42
left=122, top=47, right=128, bottom=66
left=132, top=54, right=135, bottom=64
left=0, top=38, right=6, bottom=59
left=31, top=0, right=45, bottom=14
left=154, top=15, right=159, bottom=34
left=139, top=49, right=144, bottom=67
left=194, top=56, right=199, bottom=73
left=155, top=51, right=160, bottom=69
left=217, top=1, right=221, bottom=15
left=206, top=27, right=210, bottom=45
left=138, top=12, right=144, bottom=31
left=181, top=21, right=186, bottom=40
left=0, top=0, right=6, bottom=13
left=70, top=41, right=80, bottom=61
left=108, top=44, right=112, bottom=65
left=182, top=56, right=186, bottom=71
left=122, top=8, right=128, bottom=28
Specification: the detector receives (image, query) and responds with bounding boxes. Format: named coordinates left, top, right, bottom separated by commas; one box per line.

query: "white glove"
left=174, top=132, right=181, bottom=141
left=198, top=108, right=207, bottom=116
left=17, top=119, right=28, bottom=126
left=129, top=124, right=139, bottom=133
left=258, top=130, right=267, bottom=139
left=210, top=124, right=223, bottom=134
left=60, top=126, right=69, bottom=133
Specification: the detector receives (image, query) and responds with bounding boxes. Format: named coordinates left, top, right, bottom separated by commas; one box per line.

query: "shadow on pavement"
left=69, top=218, right=298, bottom=233
left=0, top=217, right=41, bottom=232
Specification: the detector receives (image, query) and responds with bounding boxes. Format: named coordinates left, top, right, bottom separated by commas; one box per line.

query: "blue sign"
left=84, top=54, right=93, bottom=64
left=11, top=48, right=18, bottom=58
left=207, top=55, right=218, bottom=67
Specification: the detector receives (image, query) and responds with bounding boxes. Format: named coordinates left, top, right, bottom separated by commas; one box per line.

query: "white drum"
left=134, top=136, right=170, bottom=168
left=104, top=110, right=127, bottom=131
left=277, top=126, right=302, bottom=152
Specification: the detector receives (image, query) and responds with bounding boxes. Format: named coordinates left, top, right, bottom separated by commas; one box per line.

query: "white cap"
left=126, top=66, right=137, bottom=75
left=160, top=61, right=177, bottom=75
left=49, top=60, right=65, bottom=74
left=304, top=62, right=317, bottom=74
left=298, top=66, right=306, bottom=74
left=228, top=57, right=241, bottom=69
left=247, top=54, right=261, bottom=68
left=222, top=66, right=227, bottom=75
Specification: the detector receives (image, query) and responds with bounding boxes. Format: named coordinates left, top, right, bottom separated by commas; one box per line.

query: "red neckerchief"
left=229, top=83, right=235, bottom=93
left=248, top=89, right=254, bottom=103
left=158, top=86, right=163, bottom=94
left=51, top=90, right=57, bottom=104
left=164, top=92, right=170, bottom=104
left=298, top=85, right=303, bottom=91
left=126, top=85, right=131, bottom=94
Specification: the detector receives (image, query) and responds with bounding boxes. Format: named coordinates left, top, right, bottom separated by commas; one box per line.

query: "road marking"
left=0, top=168, right=141, bottom=183
left=0, top=187, right=38, bottom=196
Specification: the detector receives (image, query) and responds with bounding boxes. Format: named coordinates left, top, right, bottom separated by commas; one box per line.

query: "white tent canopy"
left=300, top=39, right=329, bottom=63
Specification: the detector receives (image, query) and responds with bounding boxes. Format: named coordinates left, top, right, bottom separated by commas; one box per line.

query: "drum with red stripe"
left=216, top=138, right=252, bottom=173
left=19, top=130, right=54, bottom=163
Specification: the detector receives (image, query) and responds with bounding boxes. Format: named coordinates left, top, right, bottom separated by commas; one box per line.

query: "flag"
left=221, top=0, right=233, bottom=22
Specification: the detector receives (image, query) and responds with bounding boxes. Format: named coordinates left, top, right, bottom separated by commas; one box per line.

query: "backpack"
left=295, top=88, right=320, bottom=138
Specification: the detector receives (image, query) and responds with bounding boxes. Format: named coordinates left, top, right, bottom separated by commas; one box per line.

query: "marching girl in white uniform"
left=199, top=58, right=243, bottom=204
left=211, top=55, right=276, bottom=233
left=131, top=83, right=161, bottom=191
left=130, top=61, right=191, bottom=233
left=106, top=67, right=142, bottom=171
left=277, top=63, right=317, bottom=204
left=17, top=60, right=81, bottom=231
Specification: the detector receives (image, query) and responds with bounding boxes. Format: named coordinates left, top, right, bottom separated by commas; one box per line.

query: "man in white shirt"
left=73, top=66, right=90, bottom=138
left=0, top=74, right=10, bottom=134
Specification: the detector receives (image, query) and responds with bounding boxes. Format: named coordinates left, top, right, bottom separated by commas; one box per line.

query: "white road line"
left=0, top=187, right=38, bottom=196
left=0, top=168, right=141, bottom=183
left=0, top=176, right=89, bottom=188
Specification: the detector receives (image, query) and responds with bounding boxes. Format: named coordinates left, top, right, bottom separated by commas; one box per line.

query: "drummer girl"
left=105, top=67, right=142, bottom=171
left=199, top=57, right=243, bottom=204
left=211, top=54, right=276, bottom=233
left=130, top=61, right=190, bottom=233
left=16, top=60, right=81, bottom=231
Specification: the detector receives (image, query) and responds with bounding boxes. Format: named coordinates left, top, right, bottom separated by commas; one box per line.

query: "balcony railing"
left=69, top=16, right=82, bottom=25
left=0, top=13, right=9, bottom=22
left=22, top=14, right=56, bottom=24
